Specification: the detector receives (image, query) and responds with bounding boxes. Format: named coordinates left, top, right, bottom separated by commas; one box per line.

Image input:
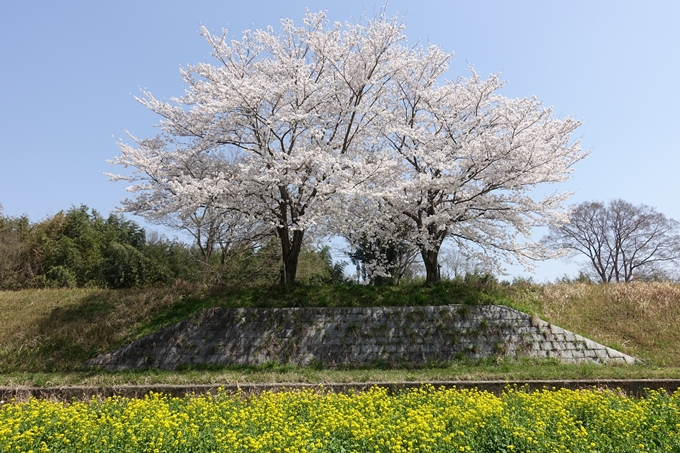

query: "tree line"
left=2, top=197, right=678, bottom=291
left=0, top=204, right=345, bottom=290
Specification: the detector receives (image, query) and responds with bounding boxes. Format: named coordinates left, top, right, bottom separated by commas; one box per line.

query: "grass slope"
left=1, top=281, right=679, bottom=385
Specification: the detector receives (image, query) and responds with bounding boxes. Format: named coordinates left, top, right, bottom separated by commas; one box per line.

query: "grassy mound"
left=1, top=281, right=679, bottom=376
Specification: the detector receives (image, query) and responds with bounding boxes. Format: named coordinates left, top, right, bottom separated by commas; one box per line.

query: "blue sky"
left=1, top=1, right=678, bottom=281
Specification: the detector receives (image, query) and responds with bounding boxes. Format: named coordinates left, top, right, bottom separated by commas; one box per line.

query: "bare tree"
left=157, top=206, right=268, bottom=264
left=438, top=246, right=493, bottom=280
left=544, top=199, right=680, bottom=282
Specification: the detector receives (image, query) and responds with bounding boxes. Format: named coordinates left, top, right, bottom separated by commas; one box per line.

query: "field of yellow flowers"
left=2, top=385, right=680, bottom=453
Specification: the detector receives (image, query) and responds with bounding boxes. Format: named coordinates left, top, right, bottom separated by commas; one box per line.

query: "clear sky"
left=1, top=1, right=678, bottom=281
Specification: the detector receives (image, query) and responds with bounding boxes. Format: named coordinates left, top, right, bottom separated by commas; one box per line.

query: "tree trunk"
left=277, top=226, right=304, bottom=285
left=421, top=247, right=441, bottom=284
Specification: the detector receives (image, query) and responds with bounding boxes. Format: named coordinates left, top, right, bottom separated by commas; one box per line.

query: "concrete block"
left=388, top=335, right=405, bottom=345
left=552, top=333, right=565, bottom=342
left=584, top=339, right=601, bottom=350
left=571, top=350, right=586, bottom=359
left=584, top=349, right=597, bottom=358
left=623, top=355, right=638, bottom=365
left=360, top=345, right=379, bottom=355
left=549, top=324, right=565, bottom=335
left=557, top=349, right=573, bottom=360
left=538, top=341, right=553, bottom=351
left=595, top=349, right=609, bottom=359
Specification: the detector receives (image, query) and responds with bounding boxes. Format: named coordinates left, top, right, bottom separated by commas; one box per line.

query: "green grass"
left=2, top=280, right=680, bottom=385
left=2, top=359, right=680, bottom=388
left=0, top=286, right=196, bottom=374
left=0, top=280, right=529, bottom=374
left=135, top=281, right=525, bottom=337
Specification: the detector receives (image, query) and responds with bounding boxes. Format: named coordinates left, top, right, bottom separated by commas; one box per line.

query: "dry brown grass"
left=0, top=285, right=198, bottom=372
left=526, top=282, right=680, bottom=366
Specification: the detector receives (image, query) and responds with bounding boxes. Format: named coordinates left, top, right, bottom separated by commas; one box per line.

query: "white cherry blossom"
left=109, top=9, right=586, bottom=284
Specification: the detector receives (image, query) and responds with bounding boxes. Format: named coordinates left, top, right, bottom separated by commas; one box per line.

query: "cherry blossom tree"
left=108, top=134, right=267, bottom=270
left=110, top=10, right=429, bottom=284
left=110, top=8, right=586, bottom=285
left=352, top=70, right=586, bottom=282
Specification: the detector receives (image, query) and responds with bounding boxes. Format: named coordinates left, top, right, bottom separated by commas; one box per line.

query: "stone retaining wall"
left=87, top=305, right=639, bottom=370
